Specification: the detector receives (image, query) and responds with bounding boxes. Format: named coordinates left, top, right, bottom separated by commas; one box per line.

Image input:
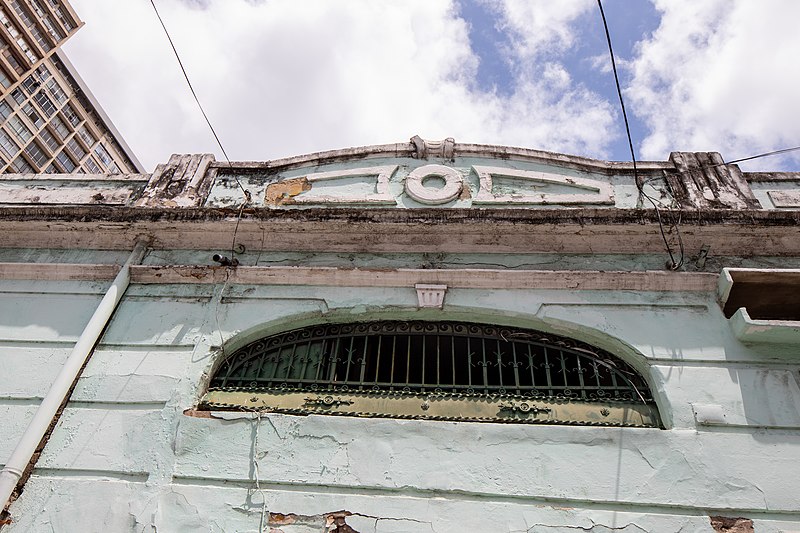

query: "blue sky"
left=64, top=0, right=800, bottom=172
left=460, top=0, right=661, bottom=163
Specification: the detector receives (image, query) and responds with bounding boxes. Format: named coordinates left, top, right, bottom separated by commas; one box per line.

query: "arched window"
left=203, top=321, right=660, bottom=427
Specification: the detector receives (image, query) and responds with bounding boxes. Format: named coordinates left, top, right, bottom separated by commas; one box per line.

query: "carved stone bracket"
left=667, top=152, right=760, bottom=209
left=136, top=153, right=216, bottom=208
left=410, top=135, right=455, bottom=160
left=416, top=283, right=447, bottom=308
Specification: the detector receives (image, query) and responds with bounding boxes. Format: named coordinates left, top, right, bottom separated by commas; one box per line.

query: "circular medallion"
left=404, top=164, right=463, bottom=205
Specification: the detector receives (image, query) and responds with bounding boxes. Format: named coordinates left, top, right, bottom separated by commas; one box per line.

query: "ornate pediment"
left=255, top=162, right=615, bottom=208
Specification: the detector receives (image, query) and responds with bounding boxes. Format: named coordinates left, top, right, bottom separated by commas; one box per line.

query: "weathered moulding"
left=0, top=173, right=149, bottom=206
left=718, top=268, right=800, bottom=343
left=200, top=320, right=661, bottom=428
left=205, top=137, right=670, bottom=210
left=135, top=153, right=216, bottom=208
left=667, top=152, right=761, bottom=209
left=745, top=171, right=800, bottom=209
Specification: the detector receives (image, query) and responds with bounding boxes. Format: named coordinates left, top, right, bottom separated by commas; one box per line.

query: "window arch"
left=202, top=321, right=660, bottom=427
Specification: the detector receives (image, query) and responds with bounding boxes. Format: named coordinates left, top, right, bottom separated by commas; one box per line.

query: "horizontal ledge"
left=31, top=468, right=149, bottom=482
left=0, top=173, right=150, bottom=182
left=66, top=401, right=167, bottom=410
left=1, top=208, right=799, bottom=255
left=0, top=263, right=119, bottom=281
left=210, top=142, right=671, bottom=176
left=169, top=475, right=800, bottom=518
left=133, top=266, right=717, bottom=291
left=0, top=263, right=718, bottom=291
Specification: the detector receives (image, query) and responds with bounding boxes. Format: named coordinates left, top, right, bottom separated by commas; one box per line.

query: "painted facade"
left=1, top=139, right=799, bottom=532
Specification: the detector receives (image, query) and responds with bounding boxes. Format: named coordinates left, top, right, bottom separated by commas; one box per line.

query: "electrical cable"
left=722, top=145, right=800, bottom=167
left=597, top=0, right=683, bottom=269
left=149, top=0, right=251, bottom=261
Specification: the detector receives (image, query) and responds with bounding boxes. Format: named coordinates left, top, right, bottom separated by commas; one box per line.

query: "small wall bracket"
left=415, top=284, right=447, bottom=309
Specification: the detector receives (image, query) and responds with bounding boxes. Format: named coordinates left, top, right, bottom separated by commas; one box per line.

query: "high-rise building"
left=0, top=0, right=142, bottom=174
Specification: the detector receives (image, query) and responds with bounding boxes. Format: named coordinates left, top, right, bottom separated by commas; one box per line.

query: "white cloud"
left=628, top=0, right=800, bottom=169
left=484, top=0, right=593, bottom=61
left=64, top=0, right=616, bottom=171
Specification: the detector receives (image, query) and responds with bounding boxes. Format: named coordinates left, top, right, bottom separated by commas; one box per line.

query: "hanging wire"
left=148, top=0, right=251, bottom=261
left=596, top=0, right=683, bottom=269
left=721, top=145, right=800, bottom=167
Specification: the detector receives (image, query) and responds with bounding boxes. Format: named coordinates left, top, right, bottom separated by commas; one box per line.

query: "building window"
left=11, top=0, right=52, bottom=52
left=61, top=103, right=81, bottom=127
left=7, top=115, right=32, bottom=144
left=10, top=154, right=33, bottom=173
left=203, top=321, right=661, bottom=427
left=10, top=88, right=25, bottom=105
left=77, top=124, right=95, bottom=146
left=82, top=155, right=101, bottom=173
left=1, top=44, right=25, bottom=75
left=45, top=78, right=67, bottom=104
left=94, top=142, right=113, bottom=166
left=33, top=90, right=55, bottom=117
left=54, top=149, right=75, bottom=172
left=49, top=114, right=69, bottom=140
left=30, top=0, right=63, bottom=41
left=38, top=127, right=58, bottom=152
left=22, top=103, right=43, bottom=130
left=0, top=100, right=11, bottom=121
left=66, top=137, right=85, bottom=160
left=21, top=75, right=40, bottom=95
left=0, top=130, right=18, bottom=158
left=46, top=0, right=75, bottom=31
left=24, top=140, right=48, bottom=167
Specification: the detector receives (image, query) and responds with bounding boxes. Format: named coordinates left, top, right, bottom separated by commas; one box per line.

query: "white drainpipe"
left=0, top=241, right=148, bottom=512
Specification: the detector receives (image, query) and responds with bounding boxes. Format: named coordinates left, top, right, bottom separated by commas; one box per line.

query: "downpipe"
left=0, top=241, right=148, bottom=513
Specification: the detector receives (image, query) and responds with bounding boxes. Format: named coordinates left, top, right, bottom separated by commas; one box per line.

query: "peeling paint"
left=264, top=177, right=312, bottom=205
left=710, top=516, right=754, bottom=533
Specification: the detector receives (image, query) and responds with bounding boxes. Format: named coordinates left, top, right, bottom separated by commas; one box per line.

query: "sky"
left=63, top=0, right=800, bottom=173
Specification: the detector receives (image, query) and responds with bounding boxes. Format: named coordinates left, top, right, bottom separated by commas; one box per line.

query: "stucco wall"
left=2, top=263, right=800, bottom=532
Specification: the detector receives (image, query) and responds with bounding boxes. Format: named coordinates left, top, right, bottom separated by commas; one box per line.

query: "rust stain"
left=264, top=177, right=311, bottom=206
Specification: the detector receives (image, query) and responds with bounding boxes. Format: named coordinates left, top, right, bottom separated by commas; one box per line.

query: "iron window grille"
left=204, top=321, right=661, bottom=427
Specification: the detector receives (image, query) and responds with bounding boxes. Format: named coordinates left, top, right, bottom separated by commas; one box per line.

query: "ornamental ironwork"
left=203, top=321, right=661, bottom=427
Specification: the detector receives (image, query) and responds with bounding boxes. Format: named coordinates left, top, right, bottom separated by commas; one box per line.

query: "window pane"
left=94, top=143, right=113, bottom=166
left=33, top=91, right=56, bottom=117
left=62, top=103, right=80, bottom=126
left=45, top=79, right=67, bottom=104
left=49, top=114, right=69, bottom=140
left=82, top=156, right=101, bottom=173
left=24, top=141, right=48, bottom=167
left=66, top=137, right=85, bottom=160
left=0, top=130, right=19, bottom=158
left=38, top=127, right=58, bottom=152
left=7, top=115, right=32, bottom=143
left=10, top=88, right=25, bottom=105
left=22, top=103, right=43, bottom=129
left=11, top=155, right=33, bottom=173
left=77, top=125, right=95, bottom=146
left=0, top=100, right=11, bottom=121
left=55, top=150, right=75, bottom=172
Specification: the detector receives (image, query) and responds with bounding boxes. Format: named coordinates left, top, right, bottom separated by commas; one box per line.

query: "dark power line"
left=597, top=0, right=684, bottom=270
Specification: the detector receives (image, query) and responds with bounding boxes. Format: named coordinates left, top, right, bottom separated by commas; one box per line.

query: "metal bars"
left=210, top=321, right=654, bottom=403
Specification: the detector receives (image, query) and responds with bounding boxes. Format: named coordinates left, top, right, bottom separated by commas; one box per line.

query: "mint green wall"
left=2, top=267, right=800, bottom=531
